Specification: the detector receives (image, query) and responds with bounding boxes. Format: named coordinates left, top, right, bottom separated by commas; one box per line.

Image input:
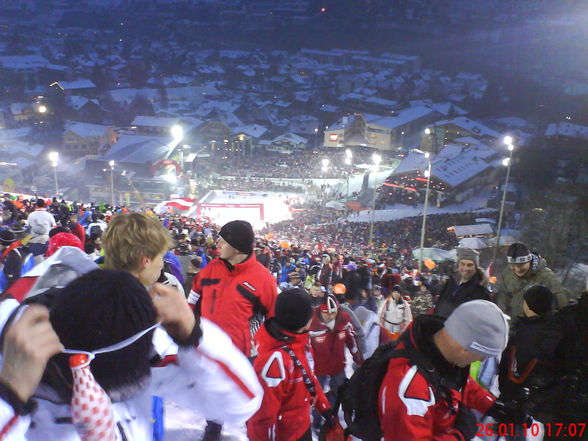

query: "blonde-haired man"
left=103, top=212, right=174, bottom=287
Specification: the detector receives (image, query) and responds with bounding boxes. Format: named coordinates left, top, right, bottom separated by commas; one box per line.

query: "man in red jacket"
left=189, top=220, right=277, bottom=441
left=248, top=288, right=332, bottom=441
left=309, top=294, right=363, bottom=428
left=378, top=300, right=526, bottom=441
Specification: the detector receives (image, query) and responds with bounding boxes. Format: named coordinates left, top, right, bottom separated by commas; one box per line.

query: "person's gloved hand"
left=453, top=406, right=477, bottom=441
left=320, top=408, right=336, bottom=428
left=486, top=400, right=531, bottom=425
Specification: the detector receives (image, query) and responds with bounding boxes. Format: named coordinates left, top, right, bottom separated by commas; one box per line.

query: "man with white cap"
left=378, top=300, right=527, bottom=441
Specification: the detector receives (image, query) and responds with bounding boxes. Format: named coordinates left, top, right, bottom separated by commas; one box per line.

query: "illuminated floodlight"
left=170, top=125, right=183, bottom=141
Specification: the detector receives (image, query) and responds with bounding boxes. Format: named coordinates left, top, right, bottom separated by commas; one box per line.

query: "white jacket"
left=0, top=300, right=263, bottom=440
left=377, top=297, right=412, bottom=334
left=354, top=306, right=381, bottom=359
left=26, top=209, right=56, bottom=237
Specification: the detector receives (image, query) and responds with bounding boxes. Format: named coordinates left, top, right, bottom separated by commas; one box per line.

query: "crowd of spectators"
left=198, top=150, right=390, bottom=180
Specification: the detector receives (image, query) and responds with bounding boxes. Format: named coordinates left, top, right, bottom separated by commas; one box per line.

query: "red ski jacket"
left=378, top=316, right=496, bottom=441
left=247, top=320, right=330, bottom=441
left=309, top=308, right=363, bottom=376
left=189, top=254, right=277, bottom=357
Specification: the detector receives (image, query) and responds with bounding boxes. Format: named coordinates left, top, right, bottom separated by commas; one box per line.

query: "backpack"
left=339, top=340, right=449, bottom=441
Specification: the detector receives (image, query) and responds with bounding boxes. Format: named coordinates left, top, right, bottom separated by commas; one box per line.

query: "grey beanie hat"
left=456, top=247, right=480, bottom=267
left=444, top=300, right=509, bottom=357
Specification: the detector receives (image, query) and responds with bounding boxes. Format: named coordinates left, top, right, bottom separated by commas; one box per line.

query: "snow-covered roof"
left=102, top=134, right=173, bottom=164
left=52, top=79, right=96, bottom=90
left=0, top=54, right=50, bottom=69
left=392, top=143, right=497, bottom=188
left=391, top=150, right=429, bottom=175
left=233, top=125, right=268, bottom=138
left=432, top=144, right=496, bottom=187
left=65, top=121, right=111, bottom=138
left=435, top=116, right=501, bottom=138
left=272, top=133, right=308, bottom=144
left=545, top=122, right=588, bottom=141
left=364, top=106, right=435, bottom=130
left=131, top=116, right=181, bottom=128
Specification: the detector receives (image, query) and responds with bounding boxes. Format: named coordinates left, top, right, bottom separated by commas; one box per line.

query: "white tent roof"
left=458, top=237, right=488, bottom=249
left=450, top=224, right=494, bottom=237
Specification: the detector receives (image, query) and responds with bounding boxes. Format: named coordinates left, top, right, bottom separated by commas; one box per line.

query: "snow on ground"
left=195, top=190, right=302, bottom=230
left=347, top=194, right=496, bottom=223
left=165, top=401, right=248, bottom=441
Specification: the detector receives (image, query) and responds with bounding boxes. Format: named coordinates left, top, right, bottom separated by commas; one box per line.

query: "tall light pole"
left=48, top=151, right=59, bottom=197
left=170, top=124, right=184, bottom=169
left=368, top=153, right=382, bottom=246
left=492, top=136, right=515, bottom=267
left=419, top=152, right=432, bottom=271
left=315, top=128, right=319, bottom=148
left=321, top=158, right=329, bottom=195
left=109, top=160, right=115, bottom=207
left=345, top=148, right=352, bottom=198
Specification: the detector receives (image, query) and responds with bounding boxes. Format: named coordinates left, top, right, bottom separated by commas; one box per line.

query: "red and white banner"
left=155, top=198, right=196, bottom=213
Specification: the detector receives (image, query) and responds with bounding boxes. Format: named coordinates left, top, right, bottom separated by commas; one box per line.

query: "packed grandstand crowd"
left=198, top=150, right=387, bottom=180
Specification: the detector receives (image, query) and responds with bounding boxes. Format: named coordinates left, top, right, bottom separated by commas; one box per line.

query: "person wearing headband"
left=495, top=242, right=569, bottom=320
left=309, top=294, right=363, bottom=430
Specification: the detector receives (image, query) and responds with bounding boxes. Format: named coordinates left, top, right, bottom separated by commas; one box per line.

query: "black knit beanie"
left=219, top=220, right=255, bottom=255
left=275, top=288, right=313, bottom=332
left=523, top=285, right=554, bottom=315
left=49, top=269, right=156, bottom=401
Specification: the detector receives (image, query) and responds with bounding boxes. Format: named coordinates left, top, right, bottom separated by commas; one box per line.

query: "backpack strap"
left=280, top=344, right=317, bottom=400
left=386, top=346, right=453, bottom=404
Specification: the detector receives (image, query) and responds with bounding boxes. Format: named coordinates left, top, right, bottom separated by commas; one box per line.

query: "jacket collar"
left=401, top=315, right=468, bottom=381
left=257, top=318, right=310, bottom=351
left=221, top=253, right=255, bottom=272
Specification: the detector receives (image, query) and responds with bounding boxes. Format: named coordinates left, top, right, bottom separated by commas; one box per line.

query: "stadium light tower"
left=48, top=151, right=59, bottom=197
left=419, top=152, right=433, bottom=272
left=170, top=125, right=183, bottom=142
left=368, top=153, right=382, bottom=246
left=492, top=137, right=515, bottom=267
left=345, top=149, right=352, bottom=198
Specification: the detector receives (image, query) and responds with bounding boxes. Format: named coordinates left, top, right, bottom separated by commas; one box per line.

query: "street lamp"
left=109, top=160, right=115, bottom=207
left=48, top=151, right=59, bottom=197
left=315, top=128, right=319, bottom=147
left=368, top=153, right=382, bottom=246
left=424, top=125, right=438, bottom=154
left=491, top=137, right=515, bottom=266
left=38, top=105, right=47, bottom=114
left=419, top=152, right=433, bottom=271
